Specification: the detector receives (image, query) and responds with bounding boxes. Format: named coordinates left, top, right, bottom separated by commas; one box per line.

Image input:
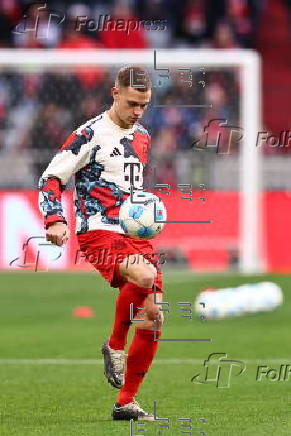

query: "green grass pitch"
left=1, top=271, right=291, bottom=435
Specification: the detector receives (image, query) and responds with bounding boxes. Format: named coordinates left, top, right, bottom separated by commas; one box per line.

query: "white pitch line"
left=0, top=358, right=290, bottom=365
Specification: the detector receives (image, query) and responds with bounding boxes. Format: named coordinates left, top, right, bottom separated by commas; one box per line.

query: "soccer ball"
left=119, top=191, right=167, bottom=239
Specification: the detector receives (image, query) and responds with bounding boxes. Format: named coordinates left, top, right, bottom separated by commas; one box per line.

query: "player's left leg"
left=102, top=253, right=161, bottom=390
left=101, top=280, right=149, bottom=389
left=112, top=291, right=164, bottom=421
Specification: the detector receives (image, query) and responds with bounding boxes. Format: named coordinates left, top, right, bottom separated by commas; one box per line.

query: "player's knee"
left=156, top=310, right=164, bottom=330
left=146, top=306, right=164, bottom=329
left=137, top=268, right=156, bottom=289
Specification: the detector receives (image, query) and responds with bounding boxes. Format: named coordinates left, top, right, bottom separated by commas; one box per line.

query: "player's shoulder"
left=75, top=112, right=105, bottom=137
left=58, top=113, right=105, bottom=154
left=134, top=122, right=151, bottom=138
left=133, top=122, right=151, bottom=156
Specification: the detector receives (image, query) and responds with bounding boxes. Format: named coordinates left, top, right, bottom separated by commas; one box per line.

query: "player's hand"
left=46, top=222, right=70, bottom=246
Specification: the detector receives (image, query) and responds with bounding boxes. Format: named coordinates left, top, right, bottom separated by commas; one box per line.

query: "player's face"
left=113, top=86, right=151, bottom=128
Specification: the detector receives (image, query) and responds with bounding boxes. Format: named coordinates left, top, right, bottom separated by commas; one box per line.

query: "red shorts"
left=77, top=230, right=163, bottom=292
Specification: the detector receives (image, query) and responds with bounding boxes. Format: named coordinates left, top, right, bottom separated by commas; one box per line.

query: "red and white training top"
left=38, top=110, right=151, bottom=234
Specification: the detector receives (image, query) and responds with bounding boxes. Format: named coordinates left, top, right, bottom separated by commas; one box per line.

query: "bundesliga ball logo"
left=119, top=191, right=167, bottom=239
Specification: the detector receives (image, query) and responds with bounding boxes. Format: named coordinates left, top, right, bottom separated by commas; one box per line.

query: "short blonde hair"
left=115, top=65, right=152, bottom=91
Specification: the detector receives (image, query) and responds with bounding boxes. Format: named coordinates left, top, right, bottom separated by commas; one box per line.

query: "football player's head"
left=111, top=65, right=152, bottom=128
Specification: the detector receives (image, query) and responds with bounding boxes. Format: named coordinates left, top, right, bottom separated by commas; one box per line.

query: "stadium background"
left=1, top=1, right=291, bottom=436
left=1, top=0, right=291, bottom=272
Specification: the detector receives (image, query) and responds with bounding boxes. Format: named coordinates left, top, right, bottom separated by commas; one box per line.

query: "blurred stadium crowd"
left=0, top=0, right=266, bottom=49
left=0, top=64, right=240, bottom=187
left=0, top=0, right=290, bottom=189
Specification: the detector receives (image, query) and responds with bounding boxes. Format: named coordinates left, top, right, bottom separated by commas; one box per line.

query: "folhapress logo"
left=191, top=355, right=291, bottom=388
left=256, top=365, right=291, bottom=382
left=191, top=353, right=246, bottom=388
left=191, top=119, right=244, bottom=155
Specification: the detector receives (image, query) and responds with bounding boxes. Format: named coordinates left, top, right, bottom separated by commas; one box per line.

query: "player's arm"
left=39, top=176, right=70, bottom=247
left=38, top=127, right=94, bottom=246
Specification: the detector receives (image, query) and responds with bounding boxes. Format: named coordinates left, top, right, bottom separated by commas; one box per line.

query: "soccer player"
left=38, top=66, right=164, bottom=421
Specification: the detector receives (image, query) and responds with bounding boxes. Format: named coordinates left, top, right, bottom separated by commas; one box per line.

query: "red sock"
left=117, top=328, right=161, bottom=405
left=108, top=282, right=149, bottom=350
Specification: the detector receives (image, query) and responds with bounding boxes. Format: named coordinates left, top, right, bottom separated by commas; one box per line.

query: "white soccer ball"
left=119, top=191, right=167, bottom=239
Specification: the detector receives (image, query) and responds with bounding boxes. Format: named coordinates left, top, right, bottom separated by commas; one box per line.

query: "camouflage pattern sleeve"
left=38, top=176, right=67, bottom=229
left=38, top=126, right=94, bottom=229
